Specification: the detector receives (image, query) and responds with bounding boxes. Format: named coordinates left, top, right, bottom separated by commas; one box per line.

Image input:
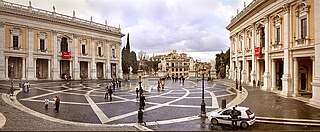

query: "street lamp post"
left=137, top=75, right=143, bottom=123
left=235, top=67, right=238, bottom=89
left=200, top=66, right=206, bottom=118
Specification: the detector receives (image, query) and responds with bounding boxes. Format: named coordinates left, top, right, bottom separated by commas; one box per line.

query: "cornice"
left=0, top=1, right=125, bottom=38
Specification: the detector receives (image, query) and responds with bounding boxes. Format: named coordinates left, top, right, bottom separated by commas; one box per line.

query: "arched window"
left=260, top=27, right=265, bottom=47
left=61, top=37, right=68, bottom=52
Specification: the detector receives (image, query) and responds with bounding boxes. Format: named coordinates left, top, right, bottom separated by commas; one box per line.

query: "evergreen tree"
left=121, top=33, right=138, bottom=74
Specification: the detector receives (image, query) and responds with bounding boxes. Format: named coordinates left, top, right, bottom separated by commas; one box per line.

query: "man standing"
left=230, top=106, right=241, bottom=130
left=53, top=95, right=60, bottom=113
left=108, top=88, right=113, bottom=101
left=104, top=86, right=109, bottom=100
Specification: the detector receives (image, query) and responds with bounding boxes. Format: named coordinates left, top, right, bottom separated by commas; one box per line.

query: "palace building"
left=0, top=0, right=124, bottom=80
left=227, top=0, right=320, bottom=105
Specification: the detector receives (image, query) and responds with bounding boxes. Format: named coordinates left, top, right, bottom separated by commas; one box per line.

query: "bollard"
left=221, top=99, right=226, bottom=109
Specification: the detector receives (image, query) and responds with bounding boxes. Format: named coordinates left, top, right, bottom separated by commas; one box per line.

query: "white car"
left=209, top=106, right=256, bottom=129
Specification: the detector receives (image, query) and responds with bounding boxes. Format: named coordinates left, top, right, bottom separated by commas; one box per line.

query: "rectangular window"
left=172, top=68, right=174, bottom=71
left=98, top=47, right=102, bottom=57
left=112, top=49, right=115, bottom=58
left=301, top=18, right=307, bottom=39
left=13, top=36, right=18, bottom=48
left=172, top=63, right=174, bottom=67
left=261, top=28, right=265, bottom=47
left=82, top=45, right=86, bottom=55
left=40, top=39, right=45, bottom=51
left=276, top=27, right=280, bottom=44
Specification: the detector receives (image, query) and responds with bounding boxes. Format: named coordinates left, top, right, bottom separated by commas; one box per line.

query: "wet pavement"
left=1, top=78, right=320, bottom=131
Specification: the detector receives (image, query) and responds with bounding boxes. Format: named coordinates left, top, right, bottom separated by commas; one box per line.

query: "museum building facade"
left=0, top=0, right=124, bottom=80
left=227, top=0, right=320, bottom=105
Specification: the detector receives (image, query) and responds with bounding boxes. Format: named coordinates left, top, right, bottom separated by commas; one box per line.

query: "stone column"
left=281, top=4, right=293, bottom=96
left=245, top=60, right=249, bottom=83
left=91, top=37, right=97, bottom=79
left=103, top=63, right=106, bottom=79
left=241, top=33, right=246, bottom=83
left=310, top=0, right=320, bottom=105
left=52, top=30, right=60, bottom=80
left=262, top=16, right=270, bottom=91
left=88, top=61, right=91, bottom=79
left=106, top=40, right=111, bottom=79
left=251, top=25, right=256, bottom=86
left=311, top=56, right=315, bottom=80
left=5, top=56, right=8, bottom=79
left=22, top=57, right=26, bottom=79
left=293, top=58, right=299, bottom=97
left=229, top=37, right=233, bottom=80
left=73, top=34, right=80, bottom=80
left=48, top=59, right=51, bottom=79
left=235, top=36, right=238, bottom=81
left=0, top=21, right=5, bottom=80
left=118, top=42, right=123, bottom=79
left=27, top=26, right=36, bottom=80
left=34, top=58, right=37, bottom=79
left=271, top=59, right=276, bottom=90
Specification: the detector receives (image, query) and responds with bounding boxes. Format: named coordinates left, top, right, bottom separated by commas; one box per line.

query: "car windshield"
left=246, top=109, right=253, bottom=115
left=221, top=109, right=232, bottom=115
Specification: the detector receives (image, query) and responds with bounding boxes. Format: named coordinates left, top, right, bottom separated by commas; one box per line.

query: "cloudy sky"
left=7, top=0, right=252, bottom=62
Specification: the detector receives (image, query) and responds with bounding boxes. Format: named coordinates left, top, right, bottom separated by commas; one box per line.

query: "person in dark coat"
left=140, top=93, right=146, bottom=110
left=182, top=76, right=185, bottom=85
left=108, top=88, right=113, bottom=101
left=54, top=94, right=60, bottom=113
left=104, top=86, right=109, bottom=100
left=136, top=88, right=139, bottom=98
left=230, top=106, right=241, bottom=130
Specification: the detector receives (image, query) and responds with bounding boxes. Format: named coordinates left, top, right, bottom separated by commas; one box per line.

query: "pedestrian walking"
left=108, top=88, right=113, bottom=101
left=257, top=80, right=260, bottom=88
left=53, top=95, right=60, bottom=113
left=112, top=80, right=116, bottom=90
left=44, top=98, right=49, bottom=110
left=161, top=79, right=165, bottom=90
left=119, top=80, right=121, bottom=88
left=157, top=81, right=161, bottom=91
left=230, top=106, right=241, bottom=130
left=136, top=87, right=139, bottom=98
left=104, top=86, right=109, bottom=100
left=140, top=93, right=146, bottom=110
left=253, top=80, right=256, bottom=88
left=182, top=76, right=185, bottom=85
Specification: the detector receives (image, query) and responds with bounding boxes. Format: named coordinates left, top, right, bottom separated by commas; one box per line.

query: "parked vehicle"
left=209, top=106, right=256, bottom=129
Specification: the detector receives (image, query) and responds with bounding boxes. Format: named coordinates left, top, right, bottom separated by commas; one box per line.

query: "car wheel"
left=240, top=121, right=249, bottom=129
left=211, top=118, right=218, bottom=125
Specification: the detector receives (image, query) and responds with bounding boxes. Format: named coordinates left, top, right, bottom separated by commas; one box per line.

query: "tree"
left=215, top=48, right=230, bottom=78
left=121, top=33, right=138, bottom=74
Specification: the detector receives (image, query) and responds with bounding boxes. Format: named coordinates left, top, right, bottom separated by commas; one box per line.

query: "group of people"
left=156, top=78, right=165, bottom=91
left=111, top=79, right=121, bottom=90
left=171, top=76, right=185, bottom=85
left=104, top=84, right=114, bottom=101
left=43, top=94, right=60, bottom=113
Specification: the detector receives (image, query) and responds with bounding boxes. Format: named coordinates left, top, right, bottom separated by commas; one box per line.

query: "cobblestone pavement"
left=1, top=79, right=320, bottom=131
left=0, top=79, right=238, bottom=131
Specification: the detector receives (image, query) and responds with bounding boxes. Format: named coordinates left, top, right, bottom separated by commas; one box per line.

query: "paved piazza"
left=9, top=79, right=239, bottom=130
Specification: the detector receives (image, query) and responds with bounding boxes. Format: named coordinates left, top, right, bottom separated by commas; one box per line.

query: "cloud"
left=6, top=0, right=252, bottom=62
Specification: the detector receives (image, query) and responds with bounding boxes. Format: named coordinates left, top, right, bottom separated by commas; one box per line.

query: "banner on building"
left=254, top=47, right=261, bottom=57
left=62, top=52, right=71, bottom=59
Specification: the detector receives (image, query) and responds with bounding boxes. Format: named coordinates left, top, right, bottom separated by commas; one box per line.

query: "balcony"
left=271, top=41, right=283, bottom=50
left=295, top=38, right=310, bottom=47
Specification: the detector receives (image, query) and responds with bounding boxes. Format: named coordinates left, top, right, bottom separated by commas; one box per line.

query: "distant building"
left=0, top=0, right=124, bottom=80
left=151, top=50, right=214, bottom=78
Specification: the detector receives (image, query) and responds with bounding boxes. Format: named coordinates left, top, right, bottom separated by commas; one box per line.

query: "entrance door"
left=96, top=63, right=104, bottom=79
left=60, top=60, right=70, bottom=79
left=80, top=61, right=88, bottom=78
left=301, top=73, right=306, bottom=91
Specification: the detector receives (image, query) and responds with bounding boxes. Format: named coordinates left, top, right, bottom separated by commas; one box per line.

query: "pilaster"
left=26, top=26, right=36, bottom=80
left=241, top=33, right=246, bottom=83
left=310, top=0, right=320, bottom=106
left=262, top=16, right=270, bottom=91
left=73, top=34, right=80, bottom=80
left=91, top=37, right=97, bottom=79
left=281, top=4, right=293, bottom=97
left=271, top=59, right=276, bottom=90
left=106, top=39, right=111, bottom=79
left=52, top=30, right=60, bottom=80
left=118, top=42, right=123, bottom=79
left=0, top=21, right=5, bottom=80
left=250, top=24, right=256, bottom=86
left=293, top=58, right=299, bottom=97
